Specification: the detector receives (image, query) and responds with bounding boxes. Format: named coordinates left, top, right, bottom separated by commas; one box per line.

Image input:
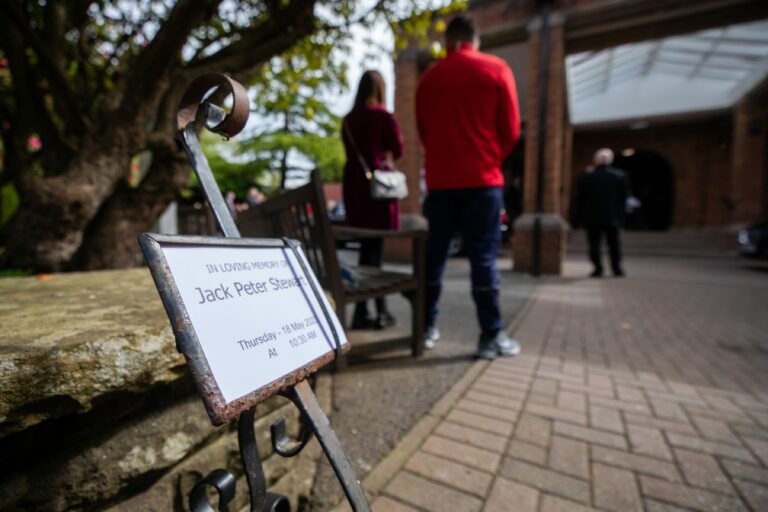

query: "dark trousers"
left=424, top=187, right=502, bottom=336
left=586, top=226, right=622, bottom=274
left=356, top=239, right=385, bottom=315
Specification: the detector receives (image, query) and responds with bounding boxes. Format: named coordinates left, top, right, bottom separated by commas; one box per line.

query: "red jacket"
left=416, top=44, right=520, bottom=190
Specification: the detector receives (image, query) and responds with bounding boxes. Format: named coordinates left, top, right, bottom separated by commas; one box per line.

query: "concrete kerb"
left=328, top=283, right=540, bottom=512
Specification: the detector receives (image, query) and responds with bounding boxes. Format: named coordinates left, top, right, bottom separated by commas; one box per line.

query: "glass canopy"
left=566, top=19, right=768, bottom=125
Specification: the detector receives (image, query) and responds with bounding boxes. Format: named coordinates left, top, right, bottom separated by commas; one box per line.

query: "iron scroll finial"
left=176, top=72, right=250, bottom=138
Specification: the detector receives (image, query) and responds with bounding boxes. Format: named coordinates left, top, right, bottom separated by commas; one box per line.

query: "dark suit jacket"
left=575, top=165, right=630, bottom=228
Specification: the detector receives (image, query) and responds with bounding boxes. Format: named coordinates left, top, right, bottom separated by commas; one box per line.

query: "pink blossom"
left=27, top=135, right=42, bottom=151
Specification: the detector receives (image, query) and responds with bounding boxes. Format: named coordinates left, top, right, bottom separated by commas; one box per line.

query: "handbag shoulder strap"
left=342, top=119, right=373, bottom=181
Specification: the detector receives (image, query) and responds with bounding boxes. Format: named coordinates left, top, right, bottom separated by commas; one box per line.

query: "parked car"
left=738, top=221, right=768, bottom=259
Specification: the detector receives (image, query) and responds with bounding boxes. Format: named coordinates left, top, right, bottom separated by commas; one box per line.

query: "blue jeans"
left=423, top=187, right=503, bottom=336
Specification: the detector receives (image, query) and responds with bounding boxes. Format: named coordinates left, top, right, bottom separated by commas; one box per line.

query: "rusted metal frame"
left=170, top=74, right=369, bottom=511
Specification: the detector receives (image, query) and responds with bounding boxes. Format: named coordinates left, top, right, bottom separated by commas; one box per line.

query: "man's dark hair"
left=446, top=16, right=475, bottom=45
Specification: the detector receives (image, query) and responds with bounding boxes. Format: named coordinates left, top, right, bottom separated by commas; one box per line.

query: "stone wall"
left=0, top=269, right=327, bottom=511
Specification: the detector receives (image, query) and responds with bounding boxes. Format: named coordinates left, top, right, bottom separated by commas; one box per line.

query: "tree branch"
left=116, top=0, right=222, bottom=123
left=0, top=1, right=87, bottom=132
left=189, top=0, right=316, bottom=74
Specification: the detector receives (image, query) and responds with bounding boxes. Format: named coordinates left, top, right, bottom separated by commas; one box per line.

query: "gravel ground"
left=301, top=252, right=537, bottom=511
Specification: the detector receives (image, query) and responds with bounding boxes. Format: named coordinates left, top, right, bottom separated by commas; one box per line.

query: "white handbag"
left=344, top=121, right=408, bottom=201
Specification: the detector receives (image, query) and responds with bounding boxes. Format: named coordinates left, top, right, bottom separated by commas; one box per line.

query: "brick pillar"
left=513, top=14, right=569, bottom=275
left=730, top=99, right=768, bottom=224
left=386, top=54, right=428, bottom=261
left=394, top=55, right=424, bottom=217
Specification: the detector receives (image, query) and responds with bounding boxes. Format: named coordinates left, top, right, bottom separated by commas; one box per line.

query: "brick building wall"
left=571, top=117, right=733, bottom=227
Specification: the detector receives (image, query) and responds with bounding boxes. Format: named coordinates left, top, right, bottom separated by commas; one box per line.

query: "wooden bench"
left=238, top=170, right=426, bottom=369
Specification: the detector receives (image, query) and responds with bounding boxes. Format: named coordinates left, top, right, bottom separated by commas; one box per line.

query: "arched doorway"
left=613, top=149, right=675, bottom=230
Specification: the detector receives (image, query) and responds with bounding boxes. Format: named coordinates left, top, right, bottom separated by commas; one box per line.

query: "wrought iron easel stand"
left=175, top=73, right=370, bottom=512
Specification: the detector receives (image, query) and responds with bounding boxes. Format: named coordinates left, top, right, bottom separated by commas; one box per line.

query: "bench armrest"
left=333, top=226, right=427, bottom=240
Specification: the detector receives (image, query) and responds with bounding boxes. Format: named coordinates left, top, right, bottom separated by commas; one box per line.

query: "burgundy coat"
left=341, top=105, right=404, bottom=230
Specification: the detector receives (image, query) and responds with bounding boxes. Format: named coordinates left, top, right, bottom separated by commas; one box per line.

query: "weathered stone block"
left=0, top=269, right=185, bottom=437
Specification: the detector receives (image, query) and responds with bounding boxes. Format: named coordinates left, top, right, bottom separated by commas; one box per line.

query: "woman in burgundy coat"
left=341, top=70, right=404, bottom=329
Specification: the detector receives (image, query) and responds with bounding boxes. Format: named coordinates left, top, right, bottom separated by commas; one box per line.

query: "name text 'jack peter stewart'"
left=194, top=276, right=307, bottom=304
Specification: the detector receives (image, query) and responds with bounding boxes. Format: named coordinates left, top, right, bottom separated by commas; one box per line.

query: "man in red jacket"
left=416, top=15, right=521, bottom=359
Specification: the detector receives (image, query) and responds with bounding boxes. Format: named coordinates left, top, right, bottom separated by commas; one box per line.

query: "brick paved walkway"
left=366, top=254, right=768, bottom=512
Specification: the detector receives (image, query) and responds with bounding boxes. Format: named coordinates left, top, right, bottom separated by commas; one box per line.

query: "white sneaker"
left=424, top=326, right=440, bottom=350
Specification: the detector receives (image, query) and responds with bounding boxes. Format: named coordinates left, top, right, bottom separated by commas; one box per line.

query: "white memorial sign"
left=153, top=240, right=346, bottom=405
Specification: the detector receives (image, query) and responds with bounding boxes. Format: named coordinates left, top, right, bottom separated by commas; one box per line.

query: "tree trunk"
left=0, top=0, right=318, bottom=273
left=1, top=129, right=134, bottom=272
left=73, top=140, right=191, bottom=270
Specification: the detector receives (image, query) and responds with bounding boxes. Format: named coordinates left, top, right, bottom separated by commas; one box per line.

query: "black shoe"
left=351, top=313, right=377, bottom=330
left=590, top=270, right=603, bottom=278
left=375, top=311, right=396, bottom=330
left=613, top=268, right=625, bottom=277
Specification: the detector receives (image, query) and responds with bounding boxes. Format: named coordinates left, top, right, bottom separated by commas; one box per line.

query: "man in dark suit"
left=576, top=148, right=630, bottom=277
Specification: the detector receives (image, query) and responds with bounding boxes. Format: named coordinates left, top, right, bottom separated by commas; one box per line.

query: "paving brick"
left=560, top=381, right=615, bottom=399
left=557, top=390, right=587, bottom=414
left=613, top=375, right=669, bottom=393
left=690, top=415, right=740, bottom=445
left=508, top=439, right=547, bottom=465
left=373, top=496, right=419, bottom=512
left=644, top=499, right=693, bottom=512
left=464, top=390, right=522, bottom=412
left=515, top=413, right=552, bottom=447
left=748, top=410, right=768, bottom=428
left=624, top=409, right=695, bottom=434
left=628, top=424, right=673, bottom=461
left=734, top=478, right=768, bottom=511
left=704, top=395, right=745, bottom=415
left=456, top=399, right=519, bottom=423
left=537, top=370, right=585, bottom=385
left=405, top=451, right=493, bottom=498
left=587, top=372, right=613, bottom=390
left=675, top=448, right=734, bottom=494
left=549, top=436, right=589, bottom=479
left=666, top=432, right=757, bottom=463
left=531, top=378, right=558, bottom=397
left=539, top=494, right=595, bottom=512
left=590, top=396, right=651, bottom=415
left=640, top=475, right=748, bottom=512
left=732, top=423, right=768, bottom=442
left=385, top=472, right=482, bottom=512
left=650, top=398, right=689, bottom=423
left=499, top=458, right=590, bottom=504
left=471, top=382, right=527, bottom=402
left=741, top=436, right=768, bottom=466
left=589, top=404, right=624, bottom=433
left=525, top=403, right=587, bottom=426
left=591, top=445, right=681, bottom=482
left=646, top=390, right=707, bottom=408
left=422, top=435, right=501, bottom=474
left=667, top=381, right=700, bottom=398
left=618, top=385, right=647, bottom=404
left=683, top=404, right=755, bottom=427
left=721, top=459, right=768, bottom=485
left=528, top=393, right=557, bottom=406
left=563, top=362, right=585, bottom=378
left=435, top=421, right=508, bottom=454
left=483, top=477, right=538, bottom=512
left=592, top=462, right=643, bottom=512
left=476, top=376, right=530, bottom=394
left=446, top=409, right=514, bottom=437
left=554, top=421, right=628, bottom=450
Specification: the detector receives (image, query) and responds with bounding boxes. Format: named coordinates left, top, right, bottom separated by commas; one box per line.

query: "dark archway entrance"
left=614, top=150, right=675, bottom=230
